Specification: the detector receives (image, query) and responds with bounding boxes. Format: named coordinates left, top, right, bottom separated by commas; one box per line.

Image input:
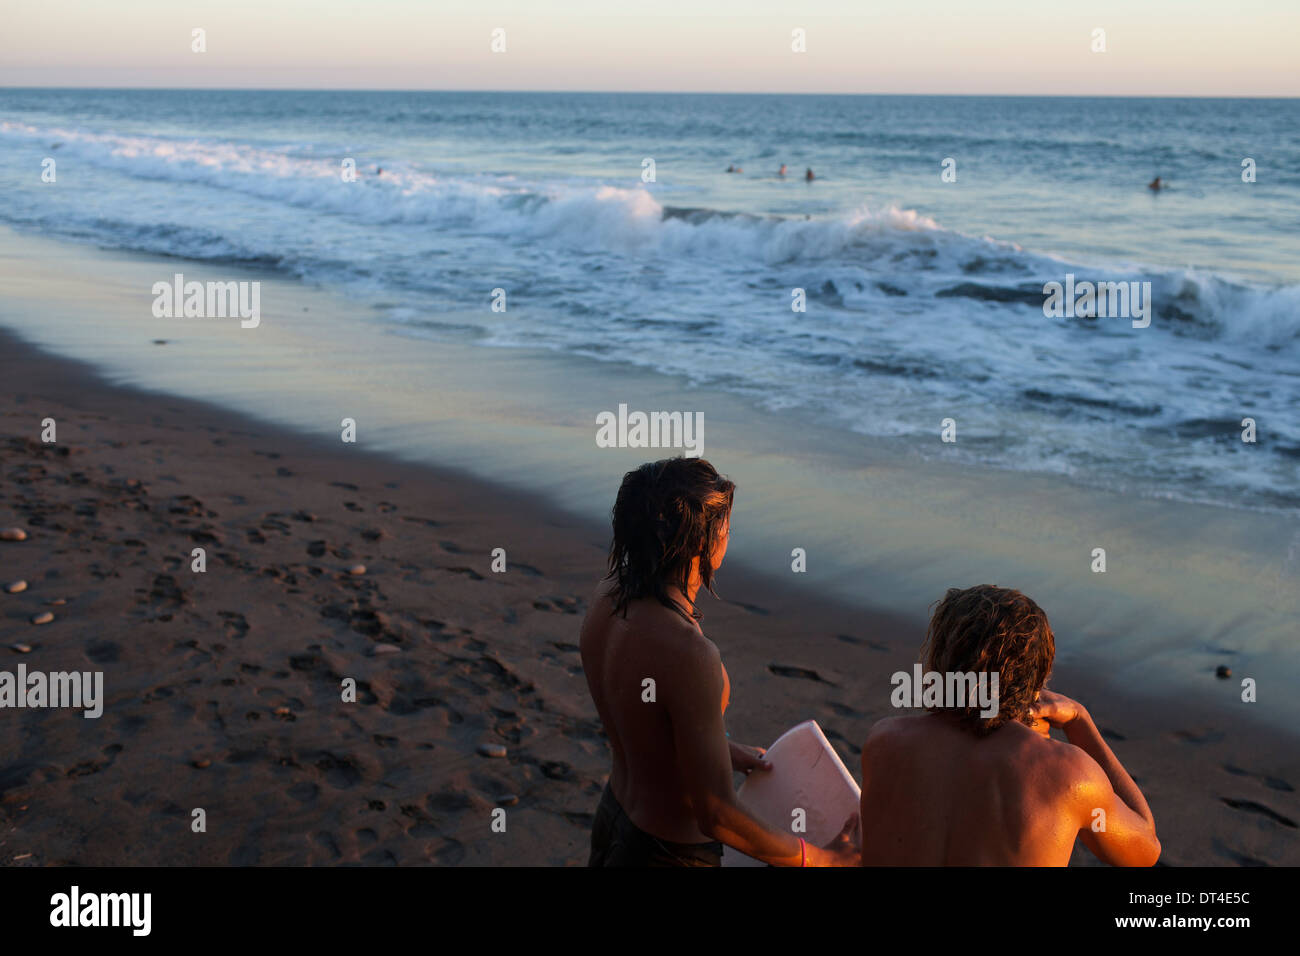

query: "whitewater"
left=2, top=90, right=1297, bottom=511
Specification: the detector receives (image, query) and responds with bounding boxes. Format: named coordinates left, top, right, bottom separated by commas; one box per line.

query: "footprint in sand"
left=531, top=595, right=582, bottom=614
left=85, top=640, right=120, bottom=663
left=400, top=516, right=440, bottom=527
left=825, top=700, right=865, bottom=718
left=1210, top=838, right=1268, bottom=867
left=313, top=831, right=342, bottom=861
left=837, top=634, right=890, bottom=652
left=66, top=744, right=123, bottom=778
left=1221, top=798, right=1297, bottom=828
left=218, top=610, right=250, bottom=639
left=430, top=838, right=465, bottom=865
left=314, top=753, right=364, bottom=789
left=288, top=782, right=320, bottom=803
left=1172, top=728, right=1225, bottom=745
left=426, top=790, right=474, bottom=813
left=769, top=663, right=835, bottom=685
left=1223, top=764, right=1294, bottom=792
left=541, top=760, right=575, bottom=782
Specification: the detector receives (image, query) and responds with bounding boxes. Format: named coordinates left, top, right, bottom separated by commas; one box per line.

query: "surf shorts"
left=588, top=782, right=724, bottom=867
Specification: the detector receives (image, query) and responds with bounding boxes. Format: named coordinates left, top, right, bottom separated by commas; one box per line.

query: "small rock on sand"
left=478, top=743, right=508, bottom=759
left=10, top=643, right=32, bottom=654
left=1215, top=665, right=1232, bottom=679
left=30, top=612, right=53, bottom=626
left=497, top=794, right=519, bottom=806
left=0, top=528, right=28, bottom=542
left=192, top=759, right=211, bottom=769
left=348, top=564, right=367, bottom=576
left=371, top=643, right=401, bottom=656
left=5, top=580, right=27, bottom=593
left=48, top=598, right=67, bottom=606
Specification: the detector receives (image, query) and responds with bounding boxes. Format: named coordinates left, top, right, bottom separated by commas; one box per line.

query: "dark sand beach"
left=2, top=328, right=1297, bottom=866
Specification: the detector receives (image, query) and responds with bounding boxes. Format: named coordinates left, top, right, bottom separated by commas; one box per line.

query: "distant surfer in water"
left=778, top=164, right=788, bottom=177
left=805, top=167, right=815, bottom=181
left=858, top=585, right=1161, bottom=866
left=1148, top=176, right=1163, bottom=191
left=580, top=458, right=860, bottom=867
left=725, top=164, right=742, bottom=173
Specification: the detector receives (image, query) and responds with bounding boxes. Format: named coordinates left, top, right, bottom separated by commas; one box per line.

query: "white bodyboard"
left=723, top=719, right=860, bottom=867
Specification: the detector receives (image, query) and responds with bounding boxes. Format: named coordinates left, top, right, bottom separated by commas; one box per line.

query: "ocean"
left=2, top=89, right=1298, bottom=512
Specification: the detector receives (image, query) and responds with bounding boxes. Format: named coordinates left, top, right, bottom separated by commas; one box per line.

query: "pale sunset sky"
left=1, top=0, right=1295, bottom=96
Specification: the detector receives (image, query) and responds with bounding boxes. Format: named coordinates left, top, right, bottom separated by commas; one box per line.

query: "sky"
left=1, top=0, right=1296, bottom=96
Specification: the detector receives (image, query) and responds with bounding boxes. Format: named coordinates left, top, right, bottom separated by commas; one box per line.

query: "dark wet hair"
left=921, top=585, right=1055, bottom=735
left=606, top=458, right=734, bottom=622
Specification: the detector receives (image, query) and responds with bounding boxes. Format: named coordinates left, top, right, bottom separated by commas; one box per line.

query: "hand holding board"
left=724, top=719, right=861, bottom=866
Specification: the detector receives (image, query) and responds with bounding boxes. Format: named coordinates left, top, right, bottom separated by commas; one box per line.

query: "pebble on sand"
left=371, top=643, right=401, bottom=656
left=9, top=643, right=32, bottom=654
left=192, top=759, right=212, bottom=769
left=348, top=564, right=367, bottom=576
left=30, top=612, right=53, bottom=626
left=0, top=528, right=28, bottom=542
left=497, top=794, right=519, bottom=807
left=48, top=598, right=67, bottom=606
left=478, top=743, right=508, bottom=759
left=5, top=580, right=26, bottom=593
left=1215, top=665, right=1232, bottom=679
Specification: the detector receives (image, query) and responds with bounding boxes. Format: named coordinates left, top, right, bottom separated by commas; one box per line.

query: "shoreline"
left=1, top=326, right=1298, bottom=865
left=1, top=224, right=1297, bottom=718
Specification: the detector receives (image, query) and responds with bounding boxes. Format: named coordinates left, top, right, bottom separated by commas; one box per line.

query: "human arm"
left=1033, top=690, right=1160, bottom=867
left=666, top=639, right=858, bottom=866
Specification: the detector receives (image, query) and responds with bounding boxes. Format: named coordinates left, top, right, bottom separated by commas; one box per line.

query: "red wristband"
left=799, top=837, right=807, bottom=867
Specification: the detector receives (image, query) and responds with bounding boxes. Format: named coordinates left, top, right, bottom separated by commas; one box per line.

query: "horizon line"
left=2, top=85, right=1298, bottom=99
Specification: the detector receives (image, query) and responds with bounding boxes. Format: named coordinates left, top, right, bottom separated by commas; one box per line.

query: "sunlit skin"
left=581, top=517, right=859, bottom=865
left=859, top=688, right=1160, bottom=866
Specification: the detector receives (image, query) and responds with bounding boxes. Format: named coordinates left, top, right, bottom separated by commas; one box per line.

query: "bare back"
left=860, top=714, right=1090, bottom=866
left=580, top=588, right=730, bottom=844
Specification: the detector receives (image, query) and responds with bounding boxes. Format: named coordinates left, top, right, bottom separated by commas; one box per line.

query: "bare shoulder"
left=865, top=713, right=921, bottom=739
left=1051, top=737, right=1114, bottom=796
left=658, top=609, right=719, bottom=664
left=862, top=714, right=927, bottom=754
left=615, top=596, right=718, bottom=662
left=1017, top=733, right=1112, bottom=813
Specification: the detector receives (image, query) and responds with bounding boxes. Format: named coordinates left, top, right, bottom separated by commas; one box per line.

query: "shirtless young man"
left=860, top=585, right=1160, bottom=866
left=581, top=458, right=858, bottom=866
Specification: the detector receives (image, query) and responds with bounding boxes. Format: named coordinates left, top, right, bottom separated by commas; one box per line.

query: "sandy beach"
left=1, top=323, right=1297, bottom=867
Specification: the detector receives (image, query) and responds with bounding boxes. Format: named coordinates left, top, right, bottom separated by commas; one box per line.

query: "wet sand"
left=1, top=329, right=1297, bottom=866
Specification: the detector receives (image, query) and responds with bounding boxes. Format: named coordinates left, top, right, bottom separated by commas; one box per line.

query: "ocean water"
left=2, top=89, right=1298, bottom=511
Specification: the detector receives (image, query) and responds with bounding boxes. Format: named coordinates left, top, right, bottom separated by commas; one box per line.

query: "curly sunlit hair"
left=920, top=585, right=1054, bottom=735
left=606, top=457, right=734, bottom=622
